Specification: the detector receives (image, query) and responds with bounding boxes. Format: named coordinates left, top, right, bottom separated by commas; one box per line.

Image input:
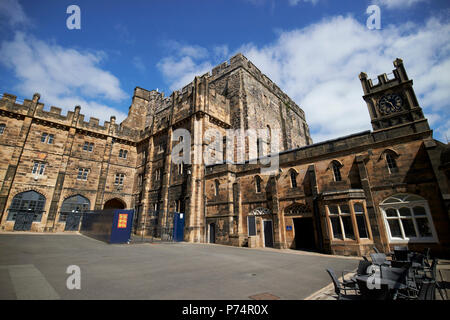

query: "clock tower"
left=359, top=58, right=430, bottom=133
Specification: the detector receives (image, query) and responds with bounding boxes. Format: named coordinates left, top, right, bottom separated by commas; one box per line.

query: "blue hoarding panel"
left=80, top=209, right=134, bottom=244
left=110, top=210, right=134, bottom=244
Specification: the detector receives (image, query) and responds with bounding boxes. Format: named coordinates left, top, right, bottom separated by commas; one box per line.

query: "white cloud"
left=374, top=0, right=428, bottom=9
left=157, top=16, right=450, bottom=143
left=0, top=0, right=29, bottom=26
left=157, top=56, right=213, bottom=91
left=239, top=16, right=450, bottom=142
left=0, top=32, right=128, bottom=123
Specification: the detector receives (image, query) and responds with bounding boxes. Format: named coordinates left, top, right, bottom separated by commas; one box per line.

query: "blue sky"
left=0, top=0, right=449, bottom=143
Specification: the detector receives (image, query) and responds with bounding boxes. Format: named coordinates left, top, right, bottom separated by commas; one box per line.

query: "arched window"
left=7, top=191, right=46, bottom=222
left=380, top=194, right=437, bottom=242
left=214, top=179, right=220, bottom=196
left=59, top=195, right=90, bottom=221
left=255, top=176, right=262, bottom=193
left=331, top=161, right=342, bottom=182
left=289, top=169, right=298, bottom=188
left=0, top=123, right=6, bottom=135
left=385, top=153, right=398, bottom=174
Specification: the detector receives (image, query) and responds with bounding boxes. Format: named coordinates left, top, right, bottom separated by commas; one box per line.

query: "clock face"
left=378, top=94, right=403, bottom=115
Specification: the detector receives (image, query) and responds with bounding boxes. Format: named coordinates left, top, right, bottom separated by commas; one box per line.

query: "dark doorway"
left=263, top=220, right=274, bottom=248
left=293, top=218, right=316, bottom=250
left=209, top=223, right=215, bottom=243
left=104, top=198, right=125, bottom=210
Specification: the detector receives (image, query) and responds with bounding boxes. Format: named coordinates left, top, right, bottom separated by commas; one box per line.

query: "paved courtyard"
left=0, top=233, right=359, bottom=300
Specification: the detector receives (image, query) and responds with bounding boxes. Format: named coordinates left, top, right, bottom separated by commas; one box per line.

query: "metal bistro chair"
left=393, top=247, right=409, bottom=262
left=370, top=253, right=391, bottom=266
left=380, top=265, right=409, bottom=299
left=345, top=259, right=373, bottom=285
left=326, top=269, right=360, bottom=300
left=422, top=258, right=446, bottom=300
left=398, top=279, right=437, bottom=300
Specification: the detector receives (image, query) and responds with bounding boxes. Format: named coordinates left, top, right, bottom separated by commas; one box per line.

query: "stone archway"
left=104, top=198, right=126, bottom=210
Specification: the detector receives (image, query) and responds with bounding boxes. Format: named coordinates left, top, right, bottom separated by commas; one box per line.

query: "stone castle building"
left=0, top=53, right=449, bottom=257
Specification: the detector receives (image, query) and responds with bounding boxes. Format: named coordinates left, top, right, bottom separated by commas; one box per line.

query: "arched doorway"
left=8, top=191, right=46, bottom=231
left=104, top=198, right=126, bottom=210
left=60, top=195, right=90, bottom=231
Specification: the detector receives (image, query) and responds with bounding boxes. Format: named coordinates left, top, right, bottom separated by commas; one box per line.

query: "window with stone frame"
left=0, top=123, right=5, bottom=135
left=119, top=149, right=128, bottom=159
left=32, top=161, right=46, bottom=176
left=77, top=168, right=89, bottom=180
left=40, top=133, right=54, bottom=144
left=115, top=173, right=125, bottom=185
left=289, top=169, right=298, bottom=188
left=385, top=152, right=399, bottom=174
left=255, top=176, right=262, bottom=193
left=214, top=179, right=220, bottom=196
left=155, top=168, right=161, bottom=181
left=354, top=203, right=369, bottom=239
left=327, top=204, right=355, bottom=240
left=83, top=142, right=94, bottom=152
left=331, top=161, right=342, bottom=182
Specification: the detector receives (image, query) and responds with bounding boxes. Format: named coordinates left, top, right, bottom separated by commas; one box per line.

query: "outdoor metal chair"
left=370, top=253, right=390, bottom=266
left=398, top=279, right=436, bottom=300
left=393, top=247, right=409, bottom=261
left=423, top=248, right=431, bottom=266
left=373, top=246, right=380, bottom=253
left=326, top=268, right=360, bottom=300
left=357, top=260, right=373, bottom=276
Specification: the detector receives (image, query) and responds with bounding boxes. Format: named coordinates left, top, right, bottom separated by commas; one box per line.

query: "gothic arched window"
left=331, top=161, right=342, bottom=182
left=255, top=176, right=262, bottom=193
left=289, top=169, right=298, bottom=188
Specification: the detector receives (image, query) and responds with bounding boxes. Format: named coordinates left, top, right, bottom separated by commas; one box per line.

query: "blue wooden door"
left=173, top=213, right=185, bottom=242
